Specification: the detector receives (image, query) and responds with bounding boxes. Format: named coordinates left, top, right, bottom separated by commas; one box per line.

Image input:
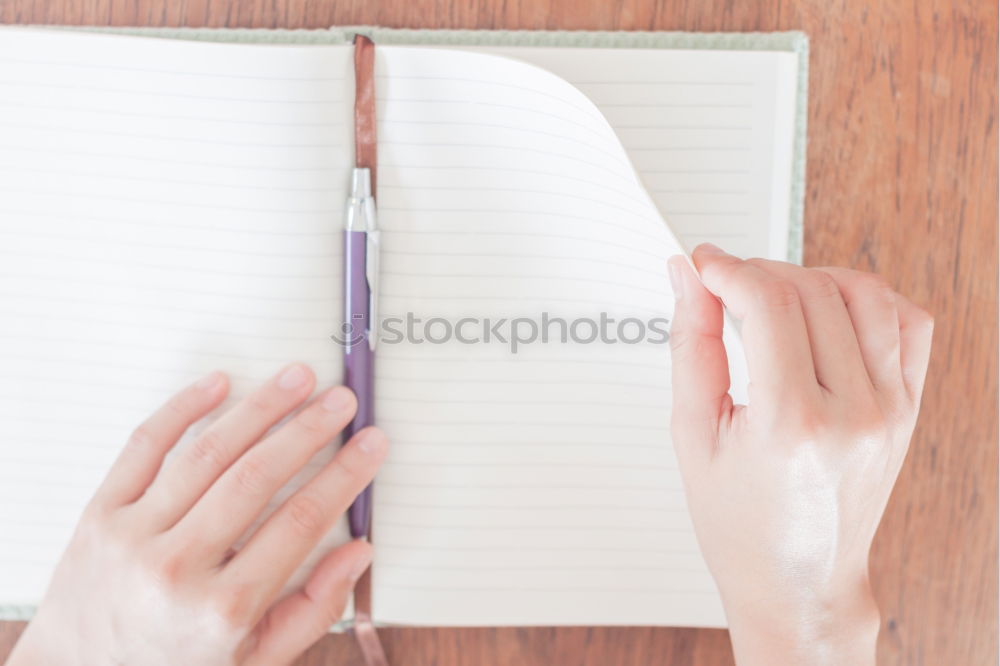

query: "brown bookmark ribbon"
left=353, top=33, right=377, bottom=189
left=350, top=32, right=388, bottom=666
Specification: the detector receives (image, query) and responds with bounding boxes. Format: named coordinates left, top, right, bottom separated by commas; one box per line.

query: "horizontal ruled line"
left=615, top=124, right=751, bottom=130
left=374, top=74, right=601, bottom=118
left=0, top=334, right=336, bottom=361
left=0, top=122, right=342, bottom=149
left=374, top=521, right=687, bottom=532
left=376, top=97, right=610, bottom=145
left=0, top=57, right=346, bottom=81
left=0, top=208, right=337, bottom=236
left=381, top=270, right=669, bottom=297
left=378, top=184, right=657, bottom=223
left=0, top=99, right=343, bottom=127
left=380, top=250, right=667, bottom=279
left=373, top=543, right=690, bottom=554
left=627, top=147, right=750, bottom=152
left=381, top=119, right=629, bottom=168
left=380, top=140, right=633, bottom=184
left=376, top=396, right=666, bottom=409
left=0, top=247, right=336, bottom=274
left=0, top=315, right=323, bottom=342
left=0, top=78, right=342, bottom=103
left=376, top=563, right=705, bottom=573
left=0, top=144, right=344, bottom=171
left=376, top=376, right=670, bottom=391
left=379, top=163, right=640, bottom=200
left=380, top=461, right=672, bottom=470
left=376, top=481, right=680, bottom=491
left=0, top=292, right=331, bottom=321
left=382, top=440, right=669, bottom=451
left=375, top=501, right=681, bottom=512
left=376, top=584, right=717, bottom=594
left=573, top=80, right=753, bottom=86
left=378, top=227, right=667, bottom=261
left=0, top=187, right=338, bottom=215
left=0, top=280, right=331, bottom=302
left=376, top=354, right=668, bottom=369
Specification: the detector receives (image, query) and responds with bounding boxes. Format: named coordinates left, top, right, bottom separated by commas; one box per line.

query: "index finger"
left=692, top=244, right=819, bottom=411
left=92, top=371, right=229, bottom=510
left=218, top=426, right=388, bottom=622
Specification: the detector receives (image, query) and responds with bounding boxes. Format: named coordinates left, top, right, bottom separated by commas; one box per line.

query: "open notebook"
left=0, top=27, right=804, bottom=628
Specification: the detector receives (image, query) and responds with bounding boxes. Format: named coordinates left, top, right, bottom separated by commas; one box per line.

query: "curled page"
left=371, top=45, right=749, bottom=627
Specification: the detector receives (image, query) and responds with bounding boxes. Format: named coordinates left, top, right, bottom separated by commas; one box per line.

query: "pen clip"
left=365, top=223, right=379, bottom=351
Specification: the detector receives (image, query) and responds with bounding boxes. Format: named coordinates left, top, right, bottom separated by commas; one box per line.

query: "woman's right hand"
left=668, top=244, right=933, bottom=666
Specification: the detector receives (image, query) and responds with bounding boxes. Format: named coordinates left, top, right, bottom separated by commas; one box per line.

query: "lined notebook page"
left=472, top=46, right=799, bottom=260
left=0, top=30, right=355, bottom=607
left=0, top=29, right=762, bottom=630
left=371, top=46, right=743, bottom=627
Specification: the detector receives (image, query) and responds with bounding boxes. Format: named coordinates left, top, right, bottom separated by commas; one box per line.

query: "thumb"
left=668, top=255, right=731, bottom=469
left=243, top=539, right=373, bottom=666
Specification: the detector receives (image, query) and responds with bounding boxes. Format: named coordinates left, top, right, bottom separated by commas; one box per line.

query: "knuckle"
left=126, top=424, right=157, bottom=452
left=858, top=412, right=889, bottom=441
left=209, top=583, right=258, bottom=629
left=852, top=404, right=891, bottom=442
left=788, top=409, right=827, bottom=442
left=292, top=409, right=326, bottom=438
left=757, top=279, right=801, bottom=311
left=698, top=254, right=740, bottom=282
left=860, top=272, right=890, bottom=290
left=859, top=273, right=895, bottom=301
left=743, top=257, right=778, bottom=274
left=669, top=329, right=712, bottom=361
left=770, top=396, right=829, bottom=442
left=189, top=429, right=229, bottom=471
left=805, top=269, right=842, bottom=299
left=145, top=545, right=188, bottom=587
left=232, top=456, right=272, bottom=496
left=286, top=492, right=328, bottom=537
left=668, top=327, right=693, bottom=354
left=164, top=391, right=195, bottom=418
left=331, top=451, right=368, bottom=485
left=246, top=391, right=275, bottom=415
left=787, top=411, right=831, bottom=443
left=726, top=259, right=761, bottom=283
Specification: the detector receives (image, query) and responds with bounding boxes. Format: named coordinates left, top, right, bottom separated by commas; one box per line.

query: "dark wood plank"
left=0, top=1, right=995, bottom=664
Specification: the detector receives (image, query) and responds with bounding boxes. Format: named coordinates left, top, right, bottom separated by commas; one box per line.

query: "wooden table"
left=1, top=1, right=996, bottom=664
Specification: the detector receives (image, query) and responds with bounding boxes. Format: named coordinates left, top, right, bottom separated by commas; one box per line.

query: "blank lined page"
left=0, top=29, right=354, bottom=608
left=471, top=46, right=799, bottom=260
left=371, top=46, right=743, bottom=627
left=0, top=29, right=761, bottom=630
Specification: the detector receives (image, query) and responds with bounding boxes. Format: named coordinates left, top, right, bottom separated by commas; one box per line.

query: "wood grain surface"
left=0, top=1, right=996, bottom=664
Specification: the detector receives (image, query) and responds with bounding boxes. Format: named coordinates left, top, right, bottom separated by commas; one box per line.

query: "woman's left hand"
left=7, top=364, right=387, bottom=666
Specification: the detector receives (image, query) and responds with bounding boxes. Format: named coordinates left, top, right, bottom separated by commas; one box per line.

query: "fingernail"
left=668, top=259, right=684, bottom=301
left=278, top=364, right=308, bottom=390
left=699, top=242, right=726, bottom=256
left=196, top=371, right=223, bottom=390
left=321, top=387, right=354, bottom=412
left=349, top=549, right=373, bottom=583
left=355, top=428, right=387, bottom=455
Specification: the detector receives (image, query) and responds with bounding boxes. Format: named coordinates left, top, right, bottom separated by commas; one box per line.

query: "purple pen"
left=343, top=167, right=378, bottom=539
